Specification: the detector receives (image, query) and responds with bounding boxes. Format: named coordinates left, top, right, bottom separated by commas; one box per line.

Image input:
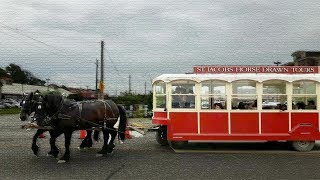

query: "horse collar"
left=49, top=98, right=65, bottom=120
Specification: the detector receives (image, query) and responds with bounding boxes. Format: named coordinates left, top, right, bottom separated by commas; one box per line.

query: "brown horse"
left=32, top=92, right=127, bottom=163
left=20, top=92, right=102, bottom=158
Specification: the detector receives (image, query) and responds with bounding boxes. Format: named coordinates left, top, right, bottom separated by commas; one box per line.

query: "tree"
left=0, top=68, right=8, bottom=78
left=0, top=81, right=2, bottom=99
left=5, top=63, right=27, bottom=84
left=5, top=63, right=45, bottom=85
left=111, top=91, right=153, bottom=110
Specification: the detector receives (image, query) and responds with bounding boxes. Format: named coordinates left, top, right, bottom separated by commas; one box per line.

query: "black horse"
left=32, top=92, right=127, bottom=163
left=20, top=91, right=63, bottom=157
left=20, top=92, right=113, bottom=160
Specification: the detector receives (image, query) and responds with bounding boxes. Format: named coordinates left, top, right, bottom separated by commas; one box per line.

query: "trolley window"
left=232, top=80, right=257, bottom=110
left=201, top=80, right=226, bottom=109
left=292, top=80, right=317, bottom=110
left=171, top=81, right=195, bottom=109
left=155, top=81, right=166, bottom=108
left=262, top=80, right=287, bottom=110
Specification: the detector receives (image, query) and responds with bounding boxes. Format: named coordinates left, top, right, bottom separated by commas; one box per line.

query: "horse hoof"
left=78, top=147, right=89, bottom=150
left=57, top=160, right=66, bottom=163
left=107, top=149, right=114, bottom=154
left=47, top=153, right=58, bottom=158
left=32, top=146, right=39, bottom=156
left=96, top=154, right=104, bottom=157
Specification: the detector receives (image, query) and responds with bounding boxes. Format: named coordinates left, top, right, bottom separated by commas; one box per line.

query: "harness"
left=42, top=99, right=66, bottom=126
left=44, top=99, right=119, bottom=133
left=97, top=100, right=116, bottom=121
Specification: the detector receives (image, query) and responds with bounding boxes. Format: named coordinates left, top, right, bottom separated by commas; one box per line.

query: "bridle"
left=21, top=93, right=37, bottom=115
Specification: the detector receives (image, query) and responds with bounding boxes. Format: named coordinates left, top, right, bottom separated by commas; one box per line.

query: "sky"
left=0, top=0, right=320, bottom=95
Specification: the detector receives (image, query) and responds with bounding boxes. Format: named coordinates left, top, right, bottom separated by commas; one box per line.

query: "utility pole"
left=95, top=59, right=99, bottom=98
left=144, top=81, right=146, bottom=95
left=99, top=41, right=104, bottom=99
left=129, top=75, right=132, bottom=94
left=46, top=78, right=50, bottom=91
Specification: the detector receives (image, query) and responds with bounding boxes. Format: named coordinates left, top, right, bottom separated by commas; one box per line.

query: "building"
left=1, top=83, right=73, bottom=100
left=291, top=51, right=320, bottom=66
left=68, top=88, right=97, bottom=100
left=0, top=77, right=13, bottom=85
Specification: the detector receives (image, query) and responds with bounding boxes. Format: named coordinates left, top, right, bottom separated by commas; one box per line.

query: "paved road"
left=1, top=114, right=320, bottom=180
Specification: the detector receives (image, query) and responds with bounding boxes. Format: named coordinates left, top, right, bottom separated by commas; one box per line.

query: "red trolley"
left=152, top=66, right=320, bottom=151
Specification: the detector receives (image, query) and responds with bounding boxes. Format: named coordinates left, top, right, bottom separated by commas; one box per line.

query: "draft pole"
left=99, top=40, right=104, bottom=99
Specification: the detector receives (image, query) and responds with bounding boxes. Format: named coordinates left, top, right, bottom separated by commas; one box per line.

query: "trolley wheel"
left=291, top=140, right=315, bottom=152
left=156, top=126, right=168, bottom=146
left=169, top=141, right=188, bottom=149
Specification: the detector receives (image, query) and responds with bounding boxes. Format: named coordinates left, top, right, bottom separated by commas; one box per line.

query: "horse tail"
left=117, top=105, right=127, bottom=141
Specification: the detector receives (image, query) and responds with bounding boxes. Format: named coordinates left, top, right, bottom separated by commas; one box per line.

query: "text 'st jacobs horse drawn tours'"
left=20, top=91, right=127, bottom=163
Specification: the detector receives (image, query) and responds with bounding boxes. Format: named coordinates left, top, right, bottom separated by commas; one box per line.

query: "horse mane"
left=44, top=92, right=63, bottom=112
left=41, top=91, right=62, bottom=96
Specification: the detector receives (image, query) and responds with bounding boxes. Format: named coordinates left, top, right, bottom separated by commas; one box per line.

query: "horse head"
left=33, top=92, right=64, bottom=126
left=20, top=91, right=42, bottom=121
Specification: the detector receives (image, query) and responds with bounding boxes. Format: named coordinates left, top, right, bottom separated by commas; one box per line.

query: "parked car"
left=0, top=99, right=21, bottom=108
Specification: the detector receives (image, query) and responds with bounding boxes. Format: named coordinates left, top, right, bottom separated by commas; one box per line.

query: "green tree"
left=0, top=81, right=3, bottom=99
left=111, top=91, right=153, bottom=109
left=0, top=68, right=8, bottom=78
left=5, top=64, right=27, bottom=84
left=5, top=63, right=45, bottom=85
left=25, top=70, right=45, bottom=85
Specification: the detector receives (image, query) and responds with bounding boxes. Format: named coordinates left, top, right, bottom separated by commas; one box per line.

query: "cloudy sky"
left=0, top=0, right=320, bottom=95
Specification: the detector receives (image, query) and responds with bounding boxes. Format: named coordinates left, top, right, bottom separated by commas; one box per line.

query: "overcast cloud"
left=1, top=0, right=320, bottom=95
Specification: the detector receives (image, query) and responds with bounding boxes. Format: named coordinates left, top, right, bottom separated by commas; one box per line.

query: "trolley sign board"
left=193, top=66, right=319, bottom=74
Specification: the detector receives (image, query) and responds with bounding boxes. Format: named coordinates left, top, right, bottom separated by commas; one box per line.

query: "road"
left=1, top=114, right=320, bottom=180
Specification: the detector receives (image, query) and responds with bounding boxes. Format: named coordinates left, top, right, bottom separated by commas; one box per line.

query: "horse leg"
left=106, top=127, right=117, bottom=153
left=97, top=129, right=110, bottom=155
left=93, top=130, right=100, bottom=142
left=47, top=130, right=63, bottom=158
left=79, top=130, right=93, bottom=149
left=58, top=129, right=73, bottom=163
left=31, top=129, right=46, bottom=156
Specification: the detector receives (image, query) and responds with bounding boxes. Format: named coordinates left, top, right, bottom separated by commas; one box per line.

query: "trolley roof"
left=152, top=73, right=320, bottom=84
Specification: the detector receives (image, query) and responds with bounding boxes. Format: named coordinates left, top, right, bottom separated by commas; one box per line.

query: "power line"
left=18, top=31, right=101, bottom=41
left=0, top=23, right=103, bottom=59
left=0, top=23, right=68, bottom=54
left=105, top=48, right=120, bottom=72
left=0, top=22, right=101, bottom=57
left=0, top=29, right=70, bottom=57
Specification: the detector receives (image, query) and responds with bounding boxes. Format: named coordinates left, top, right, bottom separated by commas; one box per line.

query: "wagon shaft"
left=21, top=123, right=53, bottom=130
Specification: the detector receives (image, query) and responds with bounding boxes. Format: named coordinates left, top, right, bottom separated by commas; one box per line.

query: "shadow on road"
left=171, top=141, right=320, bottom=152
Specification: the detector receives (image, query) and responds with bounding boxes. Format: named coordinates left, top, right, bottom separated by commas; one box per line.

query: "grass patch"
left=0, top=108, right=21, bottom=115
